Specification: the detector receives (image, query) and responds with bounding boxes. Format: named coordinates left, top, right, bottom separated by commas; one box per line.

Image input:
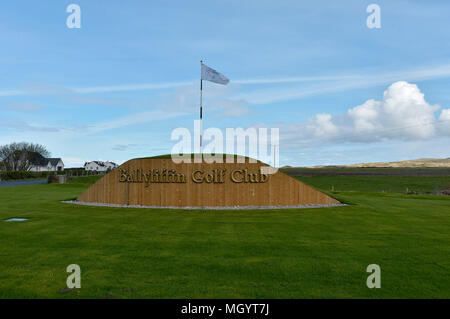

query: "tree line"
left=0, top=142, right=50, bottom=171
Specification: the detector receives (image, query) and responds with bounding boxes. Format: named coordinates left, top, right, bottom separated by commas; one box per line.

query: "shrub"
left=0, top=171, right=51, bottom=181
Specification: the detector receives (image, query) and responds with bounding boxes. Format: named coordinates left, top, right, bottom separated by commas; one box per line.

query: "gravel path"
left=63, top=200, right=346, bottom=210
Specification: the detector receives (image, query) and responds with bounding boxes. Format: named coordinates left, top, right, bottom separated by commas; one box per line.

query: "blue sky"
left=1, top=0, right=450, bottom=167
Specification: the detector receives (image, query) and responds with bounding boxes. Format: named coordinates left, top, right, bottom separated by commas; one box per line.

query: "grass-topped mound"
left=135, top=153, right=263, bottom=163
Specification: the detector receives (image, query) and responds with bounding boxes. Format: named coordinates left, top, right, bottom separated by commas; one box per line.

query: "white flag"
left=201, top=63, right=229, bottom=85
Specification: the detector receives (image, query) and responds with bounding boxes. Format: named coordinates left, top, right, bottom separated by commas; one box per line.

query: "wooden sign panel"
left=77, top=157, right=340, bottom=208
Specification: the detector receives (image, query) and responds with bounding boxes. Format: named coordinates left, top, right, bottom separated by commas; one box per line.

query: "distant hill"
left=311, top=158, right=450, bottom=168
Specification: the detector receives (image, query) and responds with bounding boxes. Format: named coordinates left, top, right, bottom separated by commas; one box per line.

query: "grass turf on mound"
left=0, top=177, right=448, bottom=298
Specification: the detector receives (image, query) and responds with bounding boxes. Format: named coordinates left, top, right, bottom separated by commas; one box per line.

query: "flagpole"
left=200, top=60, right=203, bottom=154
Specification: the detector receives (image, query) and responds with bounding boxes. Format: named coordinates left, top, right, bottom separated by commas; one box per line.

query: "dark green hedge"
left=0, top=171, right=51, bottom=181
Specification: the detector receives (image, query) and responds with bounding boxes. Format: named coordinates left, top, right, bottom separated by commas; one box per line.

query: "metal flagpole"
left=200, top=60, right=203, bottom=154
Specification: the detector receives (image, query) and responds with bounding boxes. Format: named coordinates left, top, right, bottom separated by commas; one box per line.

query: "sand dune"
left=315, top=158, right=450, bottom=168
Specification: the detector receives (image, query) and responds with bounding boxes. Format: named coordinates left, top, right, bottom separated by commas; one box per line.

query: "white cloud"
left=72, top=81, right=193, bottom=94
left=1, top=119, right=61, bottom=132
left=233, top=63, right=450, bottom=105
left=1, top=102, right=43, bottom=112
left=233, top=75, right=358, bottom=85
left=348, top=81, right=440, bottom=140
left=1, top=109, right=188, bottom=136
left=306, top=113, right=338, bottom=138
left=84, top=110, right=188, bottom=134
left=278, top=81, right=445, bottom=148
left=438, top=108, right=450, bottom=134
left=158, top=81, right=250, bottom=117
left=2, top=63, right=450, bottom=101
left=348, top=99, right=380, bottom=133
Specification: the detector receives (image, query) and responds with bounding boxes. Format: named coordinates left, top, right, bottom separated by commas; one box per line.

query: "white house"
left=29, top=155, right=64, bottom=172
left=84, top=161, right=118, bottom=172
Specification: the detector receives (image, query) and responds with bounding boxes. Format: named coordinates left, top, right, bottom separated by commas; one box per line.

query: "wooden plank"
left=77, top=157, right=340, bottom=207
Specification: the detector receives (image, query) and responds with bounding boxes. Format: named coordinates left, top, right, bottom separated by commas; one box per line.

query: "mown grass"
left=294, top=175, right=450, bottom=195
left=0, top=176, right=449, bottom=299
left=67, top=175, right=103, bottom=185
left=282, top=166, right=450, bottom=176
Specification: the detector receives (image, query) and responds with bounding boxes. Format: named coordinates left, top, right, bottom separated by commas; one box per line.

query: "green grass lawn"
left=0, top=176, right=449, bottom=298
left=67, top=175, right=103, bottom=185
left=294, top=175, right=450, bottom=194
